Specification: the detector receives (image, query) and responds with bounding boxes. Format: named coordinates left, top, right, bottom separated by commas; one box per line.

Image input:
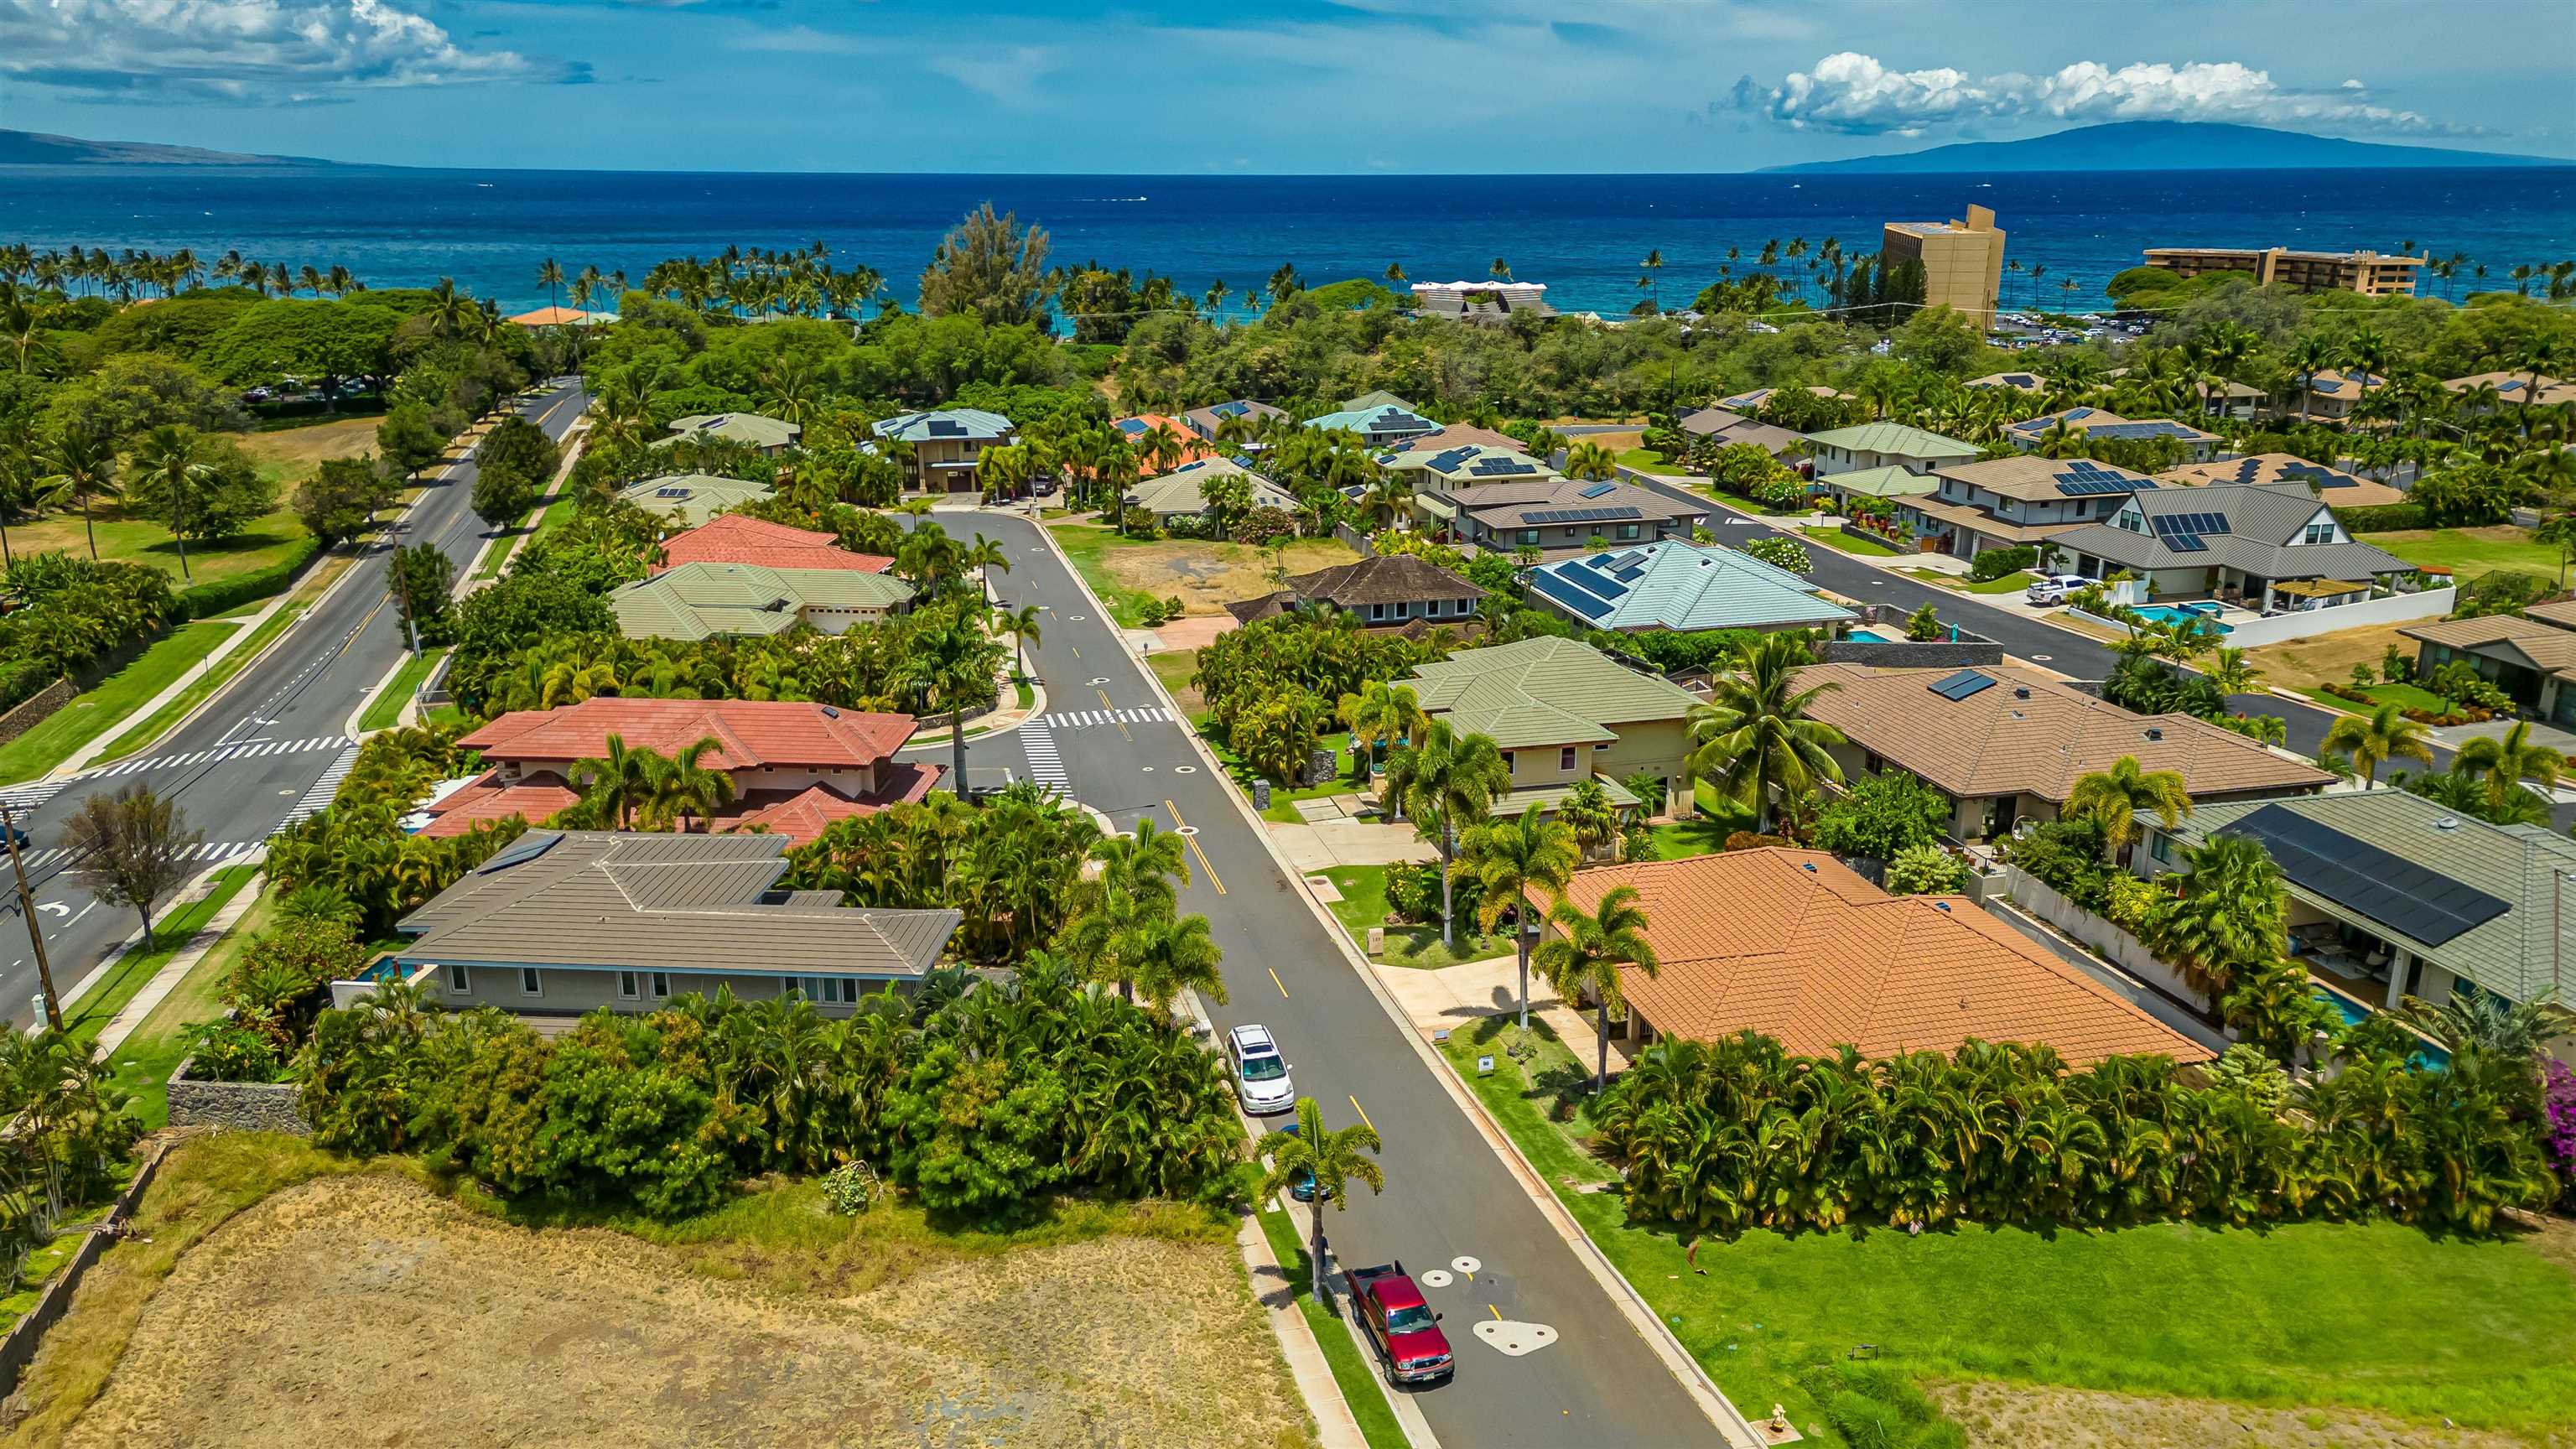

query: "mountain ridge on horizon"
left=0, top=129, right=341, bottom=169
left=1765, top=120, right=2562, bottom=174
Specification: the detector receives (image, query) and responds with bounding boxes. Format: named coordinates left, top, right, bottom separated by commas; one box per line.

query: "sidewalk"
left=52, top=589, right=299, bottom=778
left=92, top=853, right=267, bottom=1055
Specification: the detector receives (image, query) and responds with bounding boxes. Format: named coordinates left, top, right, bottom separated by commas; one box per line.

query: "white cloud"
left=927, top=45, right=1060, bottom=105
left=1737, top=51, right=2442, bottom=135
left=2, top=0, right=538, bottom=97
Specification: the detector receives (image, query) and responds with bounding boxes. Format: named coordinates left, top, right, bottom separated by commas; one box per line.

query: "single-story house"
left=616, top=474, right=779, bottom=527
left=1538, top=849, right=2209, bottom=1065
left=2444, top=371, right=2576, bottom=412
left=610, top=561, right=915, bottom=640
left=507, top=306, right=615, bottom=328
left=1405, top=636, right=1703, bottom=816
left=1804, top=422, right=1978, bottom=477
left=1524, top=541, right=1855, bottom=635
left=1794, top=661, right=2332, bottom=842
left=1713, top=385, right=1851, bottom=417
left=1180, top=398, right=1288, bottom=443
left=2158, top=453, right=2408, bottom=510
left=1226, top=553, right=1482, bottom=631
left=1305, top=401, right=1440, bottom=448
left=1964, top=371, right=2047, bottom=394
left=2295, top=370, right=2382, bottom=423
left=1125, top=455, right=1299, bottom=527
left=2044, top=482, right=2412, bottom=610
left=651, top=513, right=892, bottom=576
left=2003, top=407, right=2219, bottom=460
left=2401, top=607, right=2576, bottom=727
left=1894, top=455, right=2159, bottom=562
left=1420, top=476, right=1706, bottom=557
left=2147, top=792, right=2576, bottom=1058
left=871, top=408, right=1018, bottom=494
left=392, top=830, right=961, bottom=1019
left=660, top=413, right=802, bottom=454
left=1677, top=409, right=1810, bottom=462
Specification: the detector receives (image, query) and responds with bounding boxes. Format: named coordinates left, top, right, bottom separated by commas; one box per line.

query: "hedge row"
left=2332, top=502, right=2427, bottom=533
left=176, top=535, right=323, bottom=620
left=0, top=657, right=59, bottom=714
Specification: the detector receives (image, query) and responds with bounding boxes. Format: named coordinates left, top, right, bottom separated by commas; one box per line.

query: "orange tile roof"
left=413, top=771, right=584, bottom=839
left=650, top=514, right=892, bottom=576
left=506, top=305, right=608, bottom=326
left=1794, top=662, right=2330, bottom=804
left=1113, top=414, right=1220, bottom=464
left=1545, top=849, right=2208, bottom=1065
left=418, top=766, right=945, bottom=846
left=459, top=698, right=917, bottom=771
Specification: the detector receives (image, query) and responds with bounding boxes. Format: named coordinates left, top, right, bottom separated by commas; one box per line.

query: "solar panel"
left=1556, top=560, right=1632, bottom=599
left=655, top=486, right=691, bottom=498
left=1927, top=669, right=1996, bottom=702
left=1613, top=564, right=1649, bottom=583
left=1579, top=481, right=1618, bottom=499
left=1116, top=418, right=1147, bottom=434
left=1427, top=446, right=1477, bottom=472
left=2220, top=804, right=2509, bottom=948
left=2152, top=511, right=2230, bottom=537
left=1472, top=459, right=1537, bottom=476
left=2161, top=532, right=2208, bottom=553
left=1521, top=506, right=1644, bottom=527
left=927, top=419, right=967, bottom=437
left=1528, top=569, right=1613, bottom=621
left=476, top=830, right=564, bottom=875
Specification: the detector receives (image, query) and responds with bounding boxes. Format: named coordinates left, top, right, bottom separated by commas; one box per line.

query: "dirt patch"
left=1931, top=1381, right=2546, bottom=1449
left=59, top=1173, right=1305, bottom=1449
left=236, top=416, right=391, bottom=489
left=1101, top=539, right=1359, bottom=616
left=2242, top=620, right=2423, bottom=694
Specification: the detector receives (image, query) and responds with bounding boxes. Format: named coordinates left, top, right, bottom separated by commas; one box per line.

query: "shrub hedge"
left=176, top=534, right=322, bottom=618
left=2333, top=503, right=2426, bottom=533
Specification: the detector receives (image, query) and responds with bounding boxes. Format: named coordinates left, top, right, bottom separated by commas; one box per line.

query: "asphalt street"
left=0, top=378, right=591, bottom=1026
left=911, top=508, right=1743, bottom=1446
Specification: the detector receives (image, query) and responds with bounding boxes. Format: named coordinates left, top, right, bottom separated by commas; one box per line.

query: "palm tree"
left=1639, top=248, right=1664, bottom=313
left=1564, top=441, right=1617, bottom=481
left=2344, top=325, right=2391, bottom=406
left=1459, top=812, right=1578, bottom=1029
left=1258, top=1097, right=1384, bottom=1300
left=2144, top=834, right=2283, bottom=997
left=2395, top=989, right=2576, bottom=1060
left=645, top=736, right=736, bottom=831
left=573, top=733, right=655, bottom=829
left=129, top=424, right=210, bottom=580
left=2322, top=702, right=2433, bottom=788
left=536, top=257, right=564, bottom=317
left=1126, top=911, right=1226, bottom=1019
left=1336, top=680, right=1425, bottom=787
left=1535, top=885, right=1659, bottom=1093
left=996, top=601, right=1042, bottom=682
left=38, top=422, right=119, bottom=561
left=2202, top=647, right=2264, bottom=696
left=2454, top=720, right=2563, bottom=816
left=2065, top=755, right=2190, bottom=861
left=1383, top=262, right=1406, bottom=288
left=1685, top=636, right=1844, bottom=833
left=1382, top=721, right=1512, bottom=946
left=1062, top=819, right=1188, bottom=1000
left=1355, top=470, right=1412, bottom=530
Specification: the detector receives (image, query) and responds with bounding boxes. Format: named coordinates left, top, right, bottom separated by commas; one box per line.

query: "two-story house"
left=1226, top=553, right=1483, bottom=631
left=2002, top=408, right=2220, bottom=461
left=871, top=408, right=1018, bottom=494
left=1804, top=422, right=1978, bottom=477
left=1404, top=636, right=1702, bottom=818
left=661, top=412, right=801, bottom=454
left=2045, top=482, right=2411, bottom=611
left=1420, top=476, right=1706, bottom=558
left=1895, top=455, right=2159, bottom=562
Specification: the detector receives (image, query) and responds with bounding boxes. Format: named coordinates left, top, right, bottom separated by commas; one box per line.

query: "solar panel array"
left=927, top=419, right=967, bottom=437
left=1578, top=480, right=1618, bottom=499
left=655, top=486, right=692, bottom=498
left=2149, top=510, right=2231, bottom=553
left=1425, top=445, right=1478, bottom=472
left=1927, top=669, right=1997, bottom=702
left=1521, top=506, right=1643, bottom=527
left=1470, top=457, right=1539, bottom=477
left=2220, top=804, right=2509, bottom=947
left=2277, top=460, right=2355, bottom=488
left=2090, top=420, right=2205, bottom=442
left=2053, top=460, right=2153, bottom=497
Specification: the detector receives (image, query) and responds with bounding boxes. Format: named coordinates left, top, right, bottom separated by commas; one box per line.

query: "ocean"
left=3, top=164, right=2571, bottom=319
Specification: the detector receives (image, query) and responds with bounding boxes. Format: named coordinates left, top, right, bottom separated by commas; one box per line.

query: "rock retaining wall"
left=0, top=678, right=75, bottom=748
left=165, top=1057, right=309, bottom=1136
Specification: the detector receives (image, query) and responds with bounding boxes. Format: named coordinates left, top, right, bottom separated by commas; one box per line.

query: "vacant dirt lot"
left=1931, top=1381, right=2551, bottom=1449
left=1099, top=538, right=1359, bottom=616
left=59, top=1173, right=1305, bottom=1449
left=2243, top=620, right=2423, bottom=694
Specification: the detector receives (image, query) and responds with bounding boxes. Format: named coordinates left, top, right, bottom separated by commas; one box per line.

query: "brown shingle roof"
left=2519, top=600, right=2576, bottom=631
left=1794, top=662, right=2331, bottom=803
left=1545, top=849, right=2207, bottom=1065
left=1282, top=554, right=1483, bottom=608
left=2402, top=614, right=2576, bottom=678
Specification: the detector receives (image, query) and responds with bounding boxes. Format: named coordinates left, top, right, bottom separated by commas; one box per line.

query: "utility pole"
left=3, top=802, right=63, bottom=1032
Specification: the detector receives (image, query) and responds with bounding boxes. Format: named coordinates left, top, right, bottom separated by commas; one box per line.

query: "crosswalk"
left=1019, top=721, right=1069, bottom=796
left=283, top=744, right=362, bottom=828
left=0, top=779, right=70, bottom=815
left=1038, top=706, right=1173, bottom=730
left=12, top=839, right=266, bottom=872
left=83, top=735, right=349, bottom=778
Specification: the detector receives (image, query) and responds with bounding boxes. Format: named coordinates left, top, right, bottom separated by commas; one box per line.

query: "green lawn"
left=1433, top=1011, right=2576, bottom=1441
left=1962, top=569, right=2038, bottom=594
left=3, top=507, right=314, bottom=595
left=1613, top=448, right=1690, bottom=477
left=2296, top=680, right=2453, bottom=717
left=1200, top=720, right=1358, bottom=824
left=85, top=865, right=271, bottom=1130
left=2369, top=526, right=2561, bottom=583
left=92, top=595, right=311, bottom=764
left=0, top=621, right=237, bottom=784
left=1251, top=1203, right=1410, bottom=1449
left=359, top=647, right=446, bottom=733
left=1318, top=863, right=1513, bottom=970
left=1699, top=488, right=1811, bottom=518
left=1800, top=525, right=1899, bottom=558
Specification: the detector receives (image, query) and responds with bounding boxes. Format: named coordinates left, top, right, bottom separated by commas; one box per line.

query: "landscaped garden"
left=1317, top=862, right=1515, bottom=971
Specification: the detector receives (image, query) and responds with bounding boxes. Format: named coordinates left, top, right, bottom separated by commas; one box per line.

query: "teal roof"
left=1526, top=542, right=1855, bottom=633
left=610, top=562, right=914, bottom=641
left=1805, top=423, right=1979, bottom=460
left=1306, top=403, right=1437, bottom=436
left=616, top=474, right=778, bottom=526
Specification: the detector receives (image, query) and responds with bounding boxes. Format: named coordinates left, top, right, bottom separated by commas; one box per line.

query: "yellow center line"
left=1267, top=967, right=1288, bottom=998
left=1164, top=799, right=1225, bottom=895
left=1070, top=645, right=1080, bottom=660
left=1348, top=1094, right=1374, bottom=1133
left=1098, top=687, right=1131, bottom=742
left=1488, top=1304, right=1502, bottom=1321
left=340, top=593, right=392, bottom=658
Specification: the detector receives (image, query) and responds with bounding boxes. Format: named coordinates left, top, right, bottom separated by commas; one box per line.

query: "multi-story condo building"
left=1880, top=205, right=2006, bottom=324
left=2140, top=246, right=2423, bottom=298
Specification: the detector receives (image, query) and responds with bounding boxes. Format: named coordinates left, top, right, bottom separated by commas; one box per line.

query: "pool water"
left=2130, top=603, right=2231, bottom=634
left=2312, top=984, right=2450, bottom=1069
left=1847, top=629, right=1891, bottom=642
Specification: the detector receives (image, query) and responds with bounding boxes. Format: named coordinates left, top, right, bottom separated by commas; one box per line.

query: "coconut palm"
left=1684, top=636, right=1844, bottom=833
left=1258, top=1097, right=1384, bottom=1299
left=2202, top=647, right=2264, bottom=696
left=2146, top=834, right=2285, bottom=997
left=1564, top=441, right=1617, bottom=481
left=2454, top=720, right=2563, bottom=816
left=644, top=736, right=736, bottom=832
left=573, top=733, right=656, bottom=829
left=1382, top=720, right=1512, bottom=946
left=1459, top=812, right=1579, bottom=1029
left=129, top=424, right=211, bottom=580
left=2065, top=755, right=2191, bottom=861
left=996, top=602, right=1042, bottom=681
left=1535, top=884, right=1660, bottom=1093
left=2395, top=989, right=2575, bottom=1060
left=1336, top=680, right=1426, bottom=786
left=38, top=422, right=120, bottom=561
left=1125, top=911, right=1226, bottom=1020
left=2321, top=702, right=2433, bottom=788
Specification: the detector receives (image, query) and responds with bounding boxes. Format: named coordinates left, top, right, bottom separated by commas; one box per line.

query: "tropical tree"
left=1258, top=1097, right=1384, bottom=1299
left=38, top=422, right=119, bottom=561
left=2454, top=721, right=2564, bottom=817
left=2065, top=755, right=2191, bottom=861
left=1382, top=721, right=1512, bottom=946
left=643, top=737, right=737, bottom=831
left=996, top=601, right=1042, bottom=682
left=2322, top=702, right=2433, bottom=787
left=127, top=425, right=212, bottom=580
left=2148, top=834, right=2285, bottom=997
left=2202, top=647, right=2264, bottom=696
left=1336, top=680, right=1425, bottom=787
left=1685, top=636, right=1844, bottom=832
left=1059, top=820, right=1188, bottom=1000
left=1125, top=911, right=1227, bottom=1020
left=573, top=733, right=656, bottom=829
left=1564, top=441, right=1617, bottom=481
left=1534, top=884, right=1659, bottom=1093
left=1458, top=812, right=1579, bottom=1029
left=59, top=784, right=203, bottom=947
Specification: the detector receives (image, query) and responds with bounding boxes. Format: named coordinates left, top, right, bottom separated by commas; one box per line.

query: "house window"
left=618, top=970, right=640, bottom=1000
left=2149, top=833, right=2171, bottom=865
left=1518, top=529, right=1541, bottom=546
left=1500, top=750, right=1514, bottom=774
left=818, top=978, right=859, bottom=1005
left=448, top=964, right=471, bottom=996
left=1560, top=746, right=1577, bottom=771
left=782, top=976, right=804, bottom=1000
left=2300, top=520, right=2336, bottom=545
left=1369, top=602, right=1387, bottom=621
left=1617, top=523, right=1640, bottom=540
left=518, top=968, right=542, bottom=998
left=650, top=972, right=670, bottom=999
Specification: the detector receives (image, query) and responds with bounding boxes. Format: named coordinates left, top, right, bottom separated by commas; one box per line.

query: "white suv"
left=2024, top=574, right=2090, bottom=606
left=1226, top=1024, right=1296, bottom=1115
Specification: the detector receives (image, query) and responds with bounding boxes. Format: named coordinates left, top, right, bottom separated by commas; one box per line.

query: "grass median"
left=1253, top=1201, right=1410, bottom=1449
left=91, top=598, right=311, bottom=765
left=0, top=622, right=237, bottom=784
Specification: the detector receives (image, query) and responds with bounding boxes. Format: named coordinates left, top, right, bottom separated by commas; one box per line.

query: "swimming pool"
left=2130, top=603, right=2231, bottom=635
left=1847, top=629, right=1891, bottom=642
left=2312, top=984, right=2450, bottom=1069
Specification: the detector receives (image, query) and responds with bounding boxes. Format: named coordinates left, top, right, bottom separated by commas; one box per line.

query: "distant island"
left=1765, top=121, right=2563, bottom=175
left=0, top=129, right=339, bottom=168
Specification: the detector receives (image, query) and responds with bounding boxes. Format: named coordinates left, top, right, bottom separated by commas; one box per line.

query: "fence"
left=2211, top=587, right=2455, bottom=649
left=0, top=1137, right=178, bottom=1399
left=1331, top=521, right=1377, bottom=557
left=166, top=1057, right=312, bottom=1136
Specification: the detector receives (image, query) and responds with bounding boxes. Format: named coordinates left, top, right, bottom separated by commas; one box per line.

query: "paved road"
left=0, top=379, right=591, bottom=1026
left=919, top=508, right=1742, bottom=1447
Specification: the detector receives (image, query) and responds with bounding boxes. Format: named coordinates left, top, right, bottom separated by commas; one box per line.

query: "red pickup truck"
left=1343, top=1261, right=1455, bottom=1385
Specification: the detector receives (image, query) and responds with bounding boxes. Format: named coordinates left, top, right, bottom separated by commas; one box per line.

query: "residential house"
left=1524, top=541, right=1856, bottom=635
left=616, top=474, right=778, bottom=527
left=2160, top=453, right=2407, bottom=510
left=1305, top=401, right=1441, bottom=448
left=1714, top=385, right=1851, bottom=417
left=2002, top=407, right=2220, bottom=461
left=1420, top=476, right=1706, bottom=558
left=2444, top=371, right=2576, bottom=412
left=1794, top=661, right=2331, bottom=842
left=1226, top=553, right=1482, bottom=631
left=1113, top=413, right=1221, bottom=466
left=660, top=413, right=802, bottom=454
left=393, top=830, right=960, bottom=1019
left=1812, top=464, right=1943, bottom=516
left=609, top=562, right=915, bottom=640
left=1124, top=456, right=1300, bottom=527
left=2147, top=792, right=2575, bottom=1057
left=2295, top=369, right=2381, bottom=423
left=506, top=306, right=615, bottom=328
left=1408, top=280, right=1556, bottom=321
left=650, top=514, right=893, bottom=576
left=1540, top=849, right=2208, bottom=1064
left=1965, top=371, right=2048, bottom=395
left=1180, top=398, right=1288, bottom=444
left=1895, top=454, right=2159, bottom=562
left=2400, top=605, right=2576, bottom=727
left=1386, top=443, right=1559, bottom=500
left=2105, top=366, right=2265, bottom=419
left=418, top=699, right=943, bottom=848
left=2044, top=482, right=2412, bottom=611
left=1340, top=389, right=1418, bottom=412
left=1677, top=409, right=1809, bottom=462
left=1386, top=423, right=1528, bottom=456
left=871, top=408, right=1018, bottom=494
left=1405, top=636, right=1702, bottom=815
left=1805, top=422, right=1979, bottom=477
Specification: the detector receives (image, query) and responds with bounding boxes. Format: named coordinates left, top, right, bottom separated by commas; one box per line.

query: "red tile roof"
left=459, top=699, right=918, bottom=771
left=413, top=772, right=584, bottom=839
left=417, top=764, right=946, bottom=846
left=650, top=514, right=893, bottom=576
left=1543, top=849, right=2208, bottom=1066
left=1114, top=414, right=1221, bottom=465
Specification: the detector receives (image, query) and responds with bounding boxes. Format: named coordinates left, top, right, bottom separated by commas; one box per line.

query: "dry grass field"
left=1930, top=1381, right=2550, bottom=1449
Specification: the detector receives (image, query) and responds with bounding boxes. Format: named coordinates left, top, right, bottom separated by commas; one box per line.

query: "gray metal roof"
left=871, top=408, right=1015, bottom=444
left=1526, top=543, right=1855, bottom=632
left=2053, top=483, right=2409, bottom=579
left=395, top=830, right=958, bottom=979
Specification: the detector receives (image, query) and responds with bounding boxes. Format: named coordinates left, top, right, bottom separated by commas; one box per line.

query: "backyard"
left=1048, top=523, right=1360, bottom=627
left=1434, top=1013, right=2576, bottom=1446
left=2370, top=525, right=2561, bottom=584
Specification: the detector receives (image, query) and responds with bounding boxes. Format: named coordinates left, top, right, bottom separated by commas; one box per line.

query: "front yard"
left=1800, top=524, right=1900, bottom=558
left=1048, top=523, right=1361, bottom=627
left=1317, top=864, right=1514, bottom=971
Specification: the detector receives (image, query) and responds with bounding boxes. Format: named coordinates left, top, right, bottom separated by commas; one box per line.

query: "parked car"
left=1345, top=1262, right=1455, bottom=1385
left=1271, top=1122, right=1326, bottom=1202
left=2024, top=574, right=2090, bottom=606
left=1, top=819, right=26, bottom=853
left=1226, top=1022, right=1296, bottom=1115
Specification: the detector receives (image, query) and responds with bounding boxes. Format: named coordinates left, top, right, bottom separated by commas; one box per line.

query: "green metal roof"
left=1818, top=464, right=1940, bottom=499
left=1487, top=773, right=1644, bottom=817
left=660, top=413, right=802, bottom=449
left=615, top=474, right=778, bottom=526
left=610, top=562, right=915, bottom=641
left=1407, top=636, right=1701, bottom=745
left=1804, top=423, right=1979, bottom=459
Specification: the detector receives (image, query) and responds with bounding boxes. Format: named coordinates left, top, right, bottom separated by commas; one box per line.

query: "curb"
left=1031, top=514, right=1763, bottom=1449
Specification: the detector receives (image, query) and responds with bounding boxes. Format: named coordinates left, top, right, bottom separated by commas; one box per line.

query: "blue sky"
left=5, top=0, right=2572, bottom=171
